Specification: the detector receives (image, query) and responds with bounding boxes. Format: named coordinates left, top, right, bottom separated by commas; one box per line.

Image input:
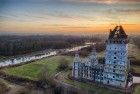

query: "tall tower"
left=72, top=53, right=81, bottom=78
left=103, top=25, right=129, bottom=88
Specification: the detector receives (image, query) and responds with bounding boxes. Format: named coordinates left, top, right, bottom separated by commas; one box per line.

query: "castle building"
left=72, top=26, right=132, bottom=88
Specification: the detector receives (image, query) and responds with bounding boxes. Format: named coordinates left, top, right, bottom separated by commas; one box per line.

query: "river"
left=0, top=44, right=91, bottom=68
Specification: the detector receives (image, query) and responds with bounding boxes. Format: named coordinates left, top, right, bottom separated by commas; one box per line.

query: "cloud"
left=1, top=0, right=140, bottom=4
left=28, top=10, right=96, bottom=22
left=62, top=0, right=140, bottom=3
left=106, top=9, right=140, bottom=15
left=116, top=9, right=140, bottom=14
left=50, top=0, right=140, bottom=4
left=40, top=0, right=140, bottom=3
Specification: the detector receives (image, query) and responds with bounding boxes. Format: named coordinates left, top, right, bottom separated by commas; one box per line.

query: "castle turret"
left=103, top=25, right=129, bottom=88
left=72, top=53, right=81, bottom=78
left=88, top=45, right=98, bottom=66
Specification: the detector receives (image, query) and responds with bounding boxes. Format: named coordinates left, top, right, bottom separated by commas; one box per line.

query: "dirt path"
left=54, top=72, right=73, bottom=88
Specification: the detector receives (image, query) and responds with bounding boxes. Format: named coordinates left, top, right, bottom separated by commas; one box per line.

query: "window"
left=113, top=70, right=115, bottom=72
left=114, top=57, right=116, bottom=59
left=113, top=76, right=115, bottom=78
left=107, top=81, right=109, bottom=84
left=114, top=52, right=117, bottom=55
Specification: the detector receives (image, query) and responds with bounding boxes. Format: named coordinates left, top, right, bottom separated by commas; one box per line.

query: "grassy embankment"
left=133, top=85, right=140, bottom=94
left=2, top=56, right=73, bottom=80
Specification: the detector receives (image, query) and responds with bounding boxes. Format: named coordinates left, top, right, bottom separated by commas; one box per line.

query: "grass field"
left=128, top=43, right=140, bottom=60
left=133, top=85, right=140, bottom=94
left=2, top=56, right=73, bottom=80
left=131, top=65, right=140, bottom=74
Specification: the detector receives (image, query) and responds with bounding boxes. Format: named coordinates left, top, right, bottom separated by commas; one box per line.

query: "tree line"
left=0, top=35, right=103, bottom=56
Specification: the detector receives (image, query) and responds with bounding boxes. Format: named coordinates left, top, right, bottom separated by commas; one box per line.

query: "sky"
left=0, top=0, right=140, bottom=35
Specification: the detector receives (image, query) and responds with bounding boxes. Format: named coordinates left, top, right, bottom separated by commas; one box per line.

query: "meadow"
left=2, top=56, right=73, bottom=80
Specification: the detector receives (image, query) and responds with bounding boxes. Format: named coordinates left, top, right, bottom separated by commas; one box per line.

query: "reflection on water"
left=0, top=51, right=57, bottom=67
left=0, top=44, right=91, bottom=68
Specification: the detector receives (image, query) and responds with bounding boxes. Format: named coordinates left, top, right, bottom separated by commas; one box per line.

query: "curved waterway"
left=0, top=51, right=57, bottom=67
left=0, top=44, right=91, bottom=68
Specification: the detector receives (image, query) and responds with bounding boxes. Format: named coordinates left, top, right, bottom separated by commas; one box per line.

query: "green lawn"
left=128, top=43, right=140, bottom=60
left=2, top=56, right=73, bottom=80
left=133, top=85, right=140, bottom=94
left=132, top=65, right=140, bottom=74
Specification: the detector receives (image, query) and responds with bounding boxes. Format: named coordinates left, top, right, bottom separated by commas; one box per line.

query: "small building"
left=72, top=25, right=132, bottom=88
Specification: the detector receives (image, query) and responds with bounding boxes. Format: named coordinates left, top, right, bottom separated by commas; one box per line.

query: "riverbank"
left=0, top=44, right=91, bottom=68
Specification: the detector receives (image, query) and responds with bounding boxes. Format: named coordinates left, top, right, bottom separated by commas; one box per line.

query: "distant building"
left=72, top=26, right=132, bottom=88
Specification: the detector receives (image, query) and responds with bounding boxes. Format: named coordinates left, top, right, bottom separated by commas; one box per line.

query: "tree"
left=58, top=58, right=69, bottom=71
left=39, top=66, right=56, bottom=87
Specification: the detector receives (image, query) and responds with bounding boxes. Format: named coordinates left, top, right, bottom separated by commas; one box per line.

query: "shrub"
left=57, top=58, right=69, bottom=71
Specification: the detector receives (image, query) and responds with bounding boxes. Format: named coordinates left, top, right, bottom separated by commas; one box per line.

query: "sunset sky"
left=0, top=0, right=140, bottom=35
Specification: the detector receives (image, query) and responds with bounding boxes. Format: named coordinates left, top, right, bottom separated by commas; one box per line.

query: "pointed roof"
left=109, top=25, right=127, bottom=39
left=88, top=45, right=98, bottom=66
left=89, top=45, right=97, bottom=57
left=73, top=53, right=81, bottom=63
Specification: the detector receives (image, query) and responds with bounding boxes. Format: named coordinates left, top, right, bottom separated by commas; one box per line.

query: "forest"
left=0, top=35, right=103, bottom=56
